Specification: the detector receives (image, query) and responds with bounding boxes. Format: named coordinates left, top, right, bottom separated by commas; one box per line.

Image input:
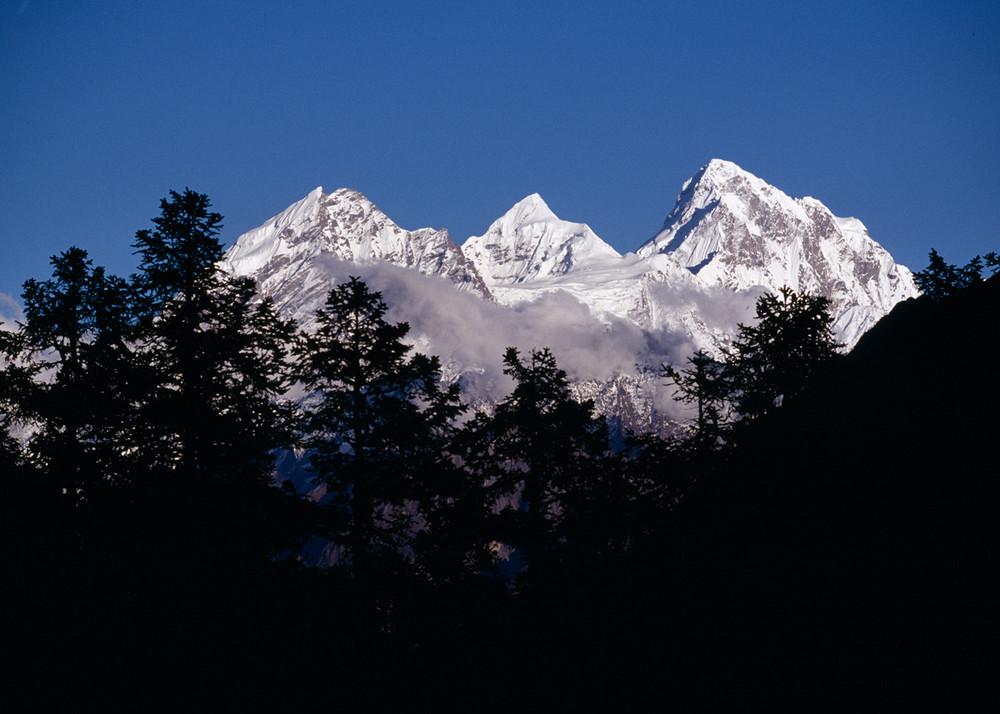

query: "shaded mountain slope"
left=668, top=276, right=999, bottom=707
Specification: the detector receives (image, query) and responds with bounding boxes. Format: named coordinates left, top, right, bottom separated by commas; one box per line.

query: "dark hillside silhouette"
left=667, top=274, right=1000, bottom=707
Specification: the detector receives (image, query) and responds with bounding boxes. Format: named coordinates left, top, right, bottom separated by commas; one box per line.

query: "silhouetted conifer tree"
left=296, top=277, right=465, bottom=598
left=726, top=286, right=840, bottom=422
left=1, top=248, right=149, bottom=697
left=466, top=347, right=608, bottom=587
left=130, top=190, right=305, bottom=570
left=913, top=248, right=992, bottom=300
left=8, top=247, right=138, bottom=498
left=132, top=190, right=296, bottom=486
left=662, top=349, right=732, bottom=454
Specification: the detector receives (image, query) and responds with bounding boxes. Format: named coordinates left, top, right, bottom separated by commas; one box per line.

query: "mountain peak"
left=703, top=157, right=741, bottom=176
left=222, top=186, right=491, bottom=318
left=463, top=195, right=619, bottom=286
left=642, top=159, right=816, bottom=260
left=674, top=159, right=746, bottom=192
left=635, top=160, right=917, bottom=346
left=499, top=193, right=559, bottom=227
left=691, top=159, right=783, bottom=197
left=328, top=187, right=369, bottom=204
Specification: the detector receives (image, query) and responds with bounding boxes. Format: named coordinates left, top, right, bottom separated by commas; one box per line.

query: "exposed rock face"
left=638, top=159, right=918, bottom=346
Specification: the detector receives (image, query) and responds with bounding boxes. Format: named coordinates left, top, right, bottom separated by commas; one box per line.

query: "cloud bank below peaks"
left=306, top=257, right=660, bottom=402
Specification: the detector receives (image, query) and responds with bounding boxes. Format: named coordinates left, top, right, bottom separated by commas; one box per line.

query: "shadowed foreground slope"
left=5, top=276, right=995, bottom=711
left=664, top=274, right=999, bottom=707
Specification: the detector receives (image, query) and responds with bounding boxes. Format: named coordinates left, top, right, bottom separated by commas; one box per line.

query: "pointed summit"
left=637, top=159, right=918, bottom=346
left=642, top=160, right=806, bottom=258
left=499, top=193, right=560, bottom=227
left=696, top=158, right=743, bottom=183
left=463, top=194, right=620, bottom=286
left=222, top=187, right=490, bottom=320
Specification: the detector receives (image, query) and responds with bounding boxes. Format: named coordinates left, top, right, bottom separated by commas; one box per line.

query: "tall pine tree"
left=465, top=347, right=608, bottom=586
left=132, top=189, right=295, bottom=486
left=662, top=349, right=732, bottom=454
left=726, top=286, right=841, bottom=422
left=130, top=190, right=303, bottom=567
left=296, top=277, right=464, bottom=591
left=11, top=247, right=137, bottom=498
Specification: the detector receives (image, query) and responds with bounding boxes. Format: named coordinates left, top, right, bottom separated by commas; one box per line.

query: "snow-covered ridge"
left=222, top=187, right=490, bottom=320
left=224, top=161, right=916, bottom=350
left=225, top=187, right=326, bottom=278
left=222, top=160, right=918, bottom=434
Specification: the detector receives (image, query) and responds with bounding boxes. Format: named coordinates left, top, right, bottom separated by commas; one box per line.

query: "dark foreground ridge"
left=656, top=272, right=1000, bottom=708
left=6, top=277, right=994, bottom=711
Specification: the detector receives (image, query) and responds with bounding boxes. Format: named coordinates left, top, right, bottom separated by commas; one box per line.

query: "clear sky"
left=2, top=0, right=997, bottom=302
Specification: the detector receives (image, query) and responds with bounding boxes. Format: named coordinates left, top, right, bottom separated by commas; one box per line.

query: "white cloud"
left=285, top=259, right=674, bottom=404
left=0, top=292, right=24, bottom=332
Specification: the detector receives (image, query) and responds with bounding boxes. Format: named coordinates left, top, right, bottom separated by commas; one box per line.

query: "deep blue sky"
left=2, top=0, right=997, bottom=301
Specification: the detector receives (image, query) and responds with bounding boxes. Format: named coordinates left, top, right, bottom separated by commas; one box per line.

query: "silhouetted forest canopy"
left=3, top=193, right=996, bottom=710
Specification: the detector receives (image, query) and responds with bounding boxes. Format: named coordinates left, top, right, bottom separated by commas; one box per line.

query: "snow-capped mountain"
left=462, top=193, right=621, bottom=286
left=222, top=160, right=918, bottom=435
left=462, top=200, right=766, bottom=363
left=222, top=186, right=490, bottom=320
left=639, top=159, right=917, bottom=345
left=460, top=195, right=699, bottom=347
